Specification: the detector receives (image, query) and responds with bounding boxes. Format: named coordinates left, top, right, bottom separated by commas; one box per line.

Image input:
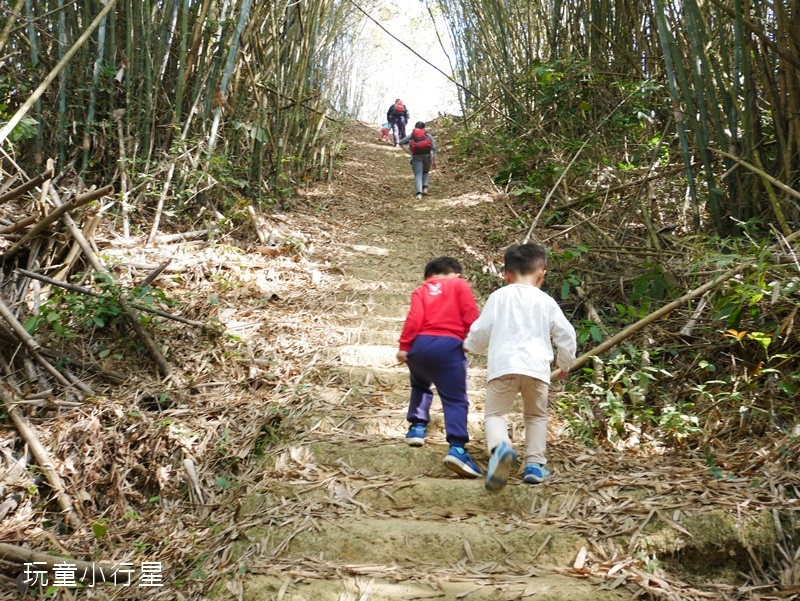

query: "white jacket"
left=464, top=283, right=576, bottom=383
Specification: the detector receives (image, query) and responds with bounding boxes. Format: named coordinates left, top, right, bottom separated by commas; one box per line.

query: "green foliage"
left=557, top=349, right=699, bottom=448
left=576, top=320, right=604, bottom=344
left=92, top=519, right=108, bottom=539
left=3, top=116, right=39, bottom=146
left=630, top=263, right=677, bottom=305
left=252, top=407, right=288, bottom=456
left=24, top=273, right=173, bottom=340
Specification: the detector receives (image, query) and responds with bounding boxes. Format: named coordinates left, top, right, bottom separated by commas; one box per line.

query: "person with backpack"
left=399, top=121, right=437, bottom=200
left=387, top=99, right=409, bottom=145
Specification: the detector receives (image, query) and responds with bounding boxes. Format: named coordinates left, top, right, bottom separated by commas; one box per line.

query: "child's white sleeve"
left=551, top=306, right=577, bottom=372
left=463, top=295, right=495, bottom=353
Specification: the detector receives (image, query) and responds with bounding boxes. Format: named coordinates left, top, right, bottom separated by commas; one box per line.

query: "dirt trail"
left=220, top=125, right=615, bottom=600
left=215, top=124, right=785, bottom=601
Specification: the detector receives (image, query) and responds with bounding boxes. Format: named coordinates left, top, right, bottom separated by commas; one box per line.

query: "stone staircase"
left=217, top=174, right=629, bottom=599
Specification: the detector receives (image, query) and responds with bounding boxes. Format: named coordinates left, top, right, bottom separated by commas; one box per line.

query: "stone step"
left=295, top=399, right=525, bottom=445
left=235, top=573, right=628, bottom=601
left=328, top=289, right=411, bottom=305
left=335, top=265, right=416, bottom=286
left=330, top=302, right=409, bottom=319
left=337, top=327, right=401, bottom=346
left=244, top=516, right=585, bottom=569
left=267, top=442, right=514, bottom=480
left=329, top=365, right=488, bottom=392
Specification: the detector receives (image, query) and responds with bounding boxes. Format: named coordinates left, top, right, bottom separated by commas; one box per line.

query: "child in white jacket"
left=464, top=243, right=576, bottom=491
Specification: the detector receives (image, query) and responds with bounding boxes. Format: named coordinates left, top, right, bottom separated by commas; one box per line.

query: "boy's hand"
left=556, top=370, right=569, bottom=380
left=396, top=351, right=409, bottom=364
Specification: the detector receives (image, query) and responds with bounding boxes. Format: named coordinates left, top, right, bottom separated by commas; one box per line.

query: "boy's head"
left=504, top=244, right=547, bottom=278
left=424, top=257, right=463, bottom=279
left=415, top=121, right=425, bottom=129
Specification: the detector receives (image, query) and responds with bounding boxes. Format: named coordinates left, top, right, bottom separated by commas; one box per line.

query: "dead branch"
left=0, top=542, right=123, bottom=581
left=125, top=308, right=173, bottom=377
left=153, top=229, right=211, bottom=244
left=679, top=293, right=710, bottom=338
left=137, top=259, right=173, bottom=287
left=248, top=205, right=269, bottom=245
left=3, top=185, right=113, bottom=257
left=0, top=215, right=37, bottom=234
left=0, top=168, right=53, bottom=206
left=20, top=189, right=177, bottom=376
left=0, top=383, right=83, bottom=531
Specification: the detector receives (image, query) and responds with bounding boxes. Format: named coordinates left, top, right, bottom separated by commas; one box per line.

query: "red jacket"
left=398, top=276, right=480, bottom=351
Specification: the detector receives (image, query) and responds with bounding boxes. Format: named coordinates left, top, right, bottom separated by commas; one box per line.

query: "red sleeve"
left=398, top=287, right=424, bottom=351
left=458, top=279, right=481, bottom=337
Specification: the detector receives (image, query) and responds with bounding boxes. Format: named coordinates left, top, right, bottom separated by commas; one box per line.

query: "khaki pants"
left=484, top=374, right=549, bottom=465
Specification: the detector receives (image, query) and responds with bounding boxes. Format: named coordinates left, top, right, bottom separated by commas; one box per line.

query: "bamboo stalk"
left=711, top=148, right=800, bottom=204
left=0, top=0, right=118, bottom=146
left=0, top=0, right=26, bottom=57
left=0, top=384, right=83, bottom=531
left=0, top=168, right=53, bottom=205
left=551, top=263, right=747, bottom=379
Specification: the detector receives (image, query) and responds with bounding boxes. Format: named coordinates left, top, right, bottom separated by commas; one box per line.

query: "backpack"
left=393, top=100, right=406, bottom=115
left=410, top=127, right=432, bottom=155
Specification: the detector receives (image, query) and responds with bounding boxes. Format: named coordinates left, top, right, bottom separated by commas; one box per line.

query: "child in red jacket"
left=397, top=257, right=482, bottom=478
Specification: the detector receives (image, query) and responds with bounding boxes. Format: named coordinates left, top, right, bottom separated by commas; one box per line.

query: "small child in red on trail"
left=380, top=122, right=391, bottom=143
left=397, top=257, right=482, bottom=479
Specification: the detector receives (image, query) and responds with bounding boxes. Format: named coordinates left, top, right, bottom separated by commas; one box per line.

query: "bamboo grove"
left=0, top=0, right=369, bottom=232
left=431, top=0, right=800, bottom=237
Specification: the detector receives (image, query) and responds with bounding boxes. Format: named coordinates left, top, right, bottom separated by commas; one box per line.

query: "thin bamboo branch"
left=522, top=89, right=638, bottom=243
left=711, top=148, right=800, bottom=204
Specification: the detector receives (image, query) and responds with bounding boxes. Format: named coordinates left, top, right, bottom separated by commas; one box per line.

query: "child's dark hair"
left=504, top=244, right=547, bottom=275
left=424, top=257, right=462, bottom=279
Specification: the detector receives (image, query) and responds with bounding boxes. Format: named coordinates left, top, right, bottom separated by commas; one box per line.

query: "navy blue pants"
left=390, top=116, right=406, bottom=144
left=406, top=335, right=470, bottom=447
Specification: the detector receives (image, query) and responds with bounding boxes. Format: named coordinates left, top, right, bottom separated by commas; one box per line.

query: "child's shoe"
left=404, top=424, right=427, bottom=446
left=443, top=446, right=482, bottom=478
left=415, top=193, right=423, bottom=200
left=523, top=463, right=551, bottom=484
left=422, top=187, right=428, bottom=195
left=484, top=442, right=517, bottom=492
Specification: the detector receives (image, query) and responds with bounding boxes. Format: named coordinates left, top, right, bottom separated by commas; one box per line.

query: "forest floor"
left=2, top=123, right=798, bottom=600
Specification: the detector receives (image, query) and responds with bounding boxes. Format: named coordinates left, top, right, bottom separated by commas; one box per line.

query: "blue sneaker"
left=523, top=463, right=551, bottom=484
left=484, top=442, right=517, bottom=492
left=443, top=446, right=482, bottom=478
left=404, top=424, right=427, bottom=446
